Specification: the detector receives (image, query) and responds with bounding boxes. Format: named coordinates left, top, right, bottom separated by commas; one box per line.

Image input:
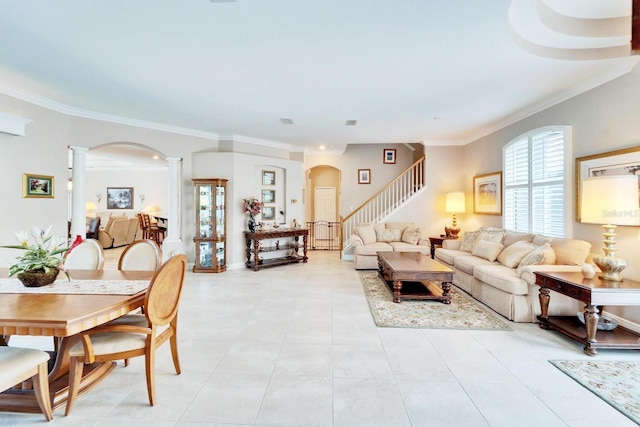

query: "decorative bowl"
left=576, top=312, right=618, bottom=331
left=17, top=268, right=59, bottom=287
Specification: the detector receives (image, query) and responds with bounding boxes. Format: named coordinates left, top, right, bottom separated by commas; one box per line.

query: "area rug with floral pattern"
left=358, top=271, right=513, bottom=330
left=550, top=360, right=640, bottom=425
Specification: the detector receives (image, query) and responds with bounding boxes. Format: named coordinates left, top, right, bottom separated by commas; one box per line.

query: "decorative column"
left=161, top=157, right=184, bottom=260
left=70, top=146, right=89, bottom=239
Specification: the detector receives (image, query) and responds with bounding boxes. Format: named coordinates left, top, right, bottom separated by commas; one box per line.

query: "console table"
left=535, top=271, right=640, bottom=356
left=244, top=228, right=309, bottom=271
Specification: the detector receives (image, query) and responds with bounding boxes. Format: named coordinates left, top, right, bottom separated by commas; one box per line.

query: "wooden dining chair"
left=118, top=239, right=162, bottom=271
left=0, top=347, right=53, bottom=421
left=141, top=213, right=166, bottom=244
left=65, top=254, right=187, bottom=415
left=63, top=238, right=105, bottom=270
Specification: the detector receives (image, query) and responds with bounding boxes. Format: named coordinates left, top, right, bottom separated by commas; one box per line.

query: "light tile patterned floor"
left=3, top=250, right=637, bottom=426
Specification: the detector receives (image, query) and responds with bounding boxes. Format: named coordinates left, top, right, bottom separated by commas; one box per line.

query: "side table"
left=535, top=271, right=640, bottom=356
left=428, top=236, right=457, bottom=259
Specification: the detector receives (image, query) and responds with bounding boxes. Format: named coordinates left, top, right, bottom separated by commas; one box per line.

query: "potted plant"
left=1, top=226, right=69, bottom=287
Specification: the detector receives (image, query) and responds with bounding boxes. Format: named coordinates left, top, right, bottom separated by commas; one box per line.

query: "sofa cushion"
left=376, top=228, right=402, bottom=242
left=472, top=240, right=504, bottom=262
left=476, top=230, right=506, bottom=244
left=473, top=264, right=529, bottom=295
left=531, top=234, right=553, bottom=246
left=354, top=241, right=393, bottom=256
left=550, top=238, right=591, bottom=266
left=497, top=240, right=537, bottom=268
left=503, top=231, right=535, bottom=247
left=454, top=254, right=498, bottom=275
left=460, top=231, right=480, bottom=252
left=516, top=243, right=556, bottom=276
left=356, top=224, right=377, bottom=245
left=388, top=242, right=429, bottom=253
left=401, top=227, right=421, bottom=244
left=434, top=248, right=467, bottom=266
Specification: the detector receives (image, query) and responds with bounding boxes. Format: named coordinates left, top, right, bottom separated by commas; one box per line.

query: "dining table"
left=0, top=268, right=155, bottom=414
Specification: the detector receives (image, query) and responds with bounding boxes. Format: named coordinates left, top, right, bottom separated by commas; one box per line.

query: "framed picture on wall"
left=262, top=170, right=276, bottom=186
left=23, top=173, right=54, bottom=198
left=262, top=189, right=275, bottom=204
left=473, top=171, right=502, bottom=215
left=358, top=169, right=371, bottom=184
left=107, top=187, right=134, bottom=209
left=262, top=206, right=275, bottom=220
left=575, top=145, right=640, bottom=221
left=383, top=148, right=396, bottom=164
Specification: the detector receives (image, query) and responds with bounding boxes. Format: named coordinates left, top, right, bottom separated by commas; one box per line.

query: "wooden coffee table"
left=377, top=251, right=453, bottom=304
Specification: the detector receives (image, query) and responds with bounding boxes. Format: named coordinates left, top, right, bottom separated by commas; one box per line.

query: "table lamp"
left=445, top=191, right=466, bottom=238
left=581, top=175, right=640, bottom=282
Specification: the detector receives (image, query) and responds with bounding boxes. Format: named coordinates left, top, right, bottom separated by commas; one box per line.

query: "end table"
left=428, top=236, right=457, bottom=259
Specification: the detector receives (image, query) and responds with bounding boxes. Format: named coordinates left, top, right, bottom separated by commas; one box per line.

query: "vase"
left=248, top=216, right=256, bottom=233
left=581, top=263, right=596, bottom=279
left=17, top=268, right=59, bottom=287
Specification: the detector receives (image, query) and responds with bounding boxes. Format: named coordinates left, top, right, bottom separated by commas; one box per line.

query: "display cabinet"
left=193, top=178, right=227, bottom=273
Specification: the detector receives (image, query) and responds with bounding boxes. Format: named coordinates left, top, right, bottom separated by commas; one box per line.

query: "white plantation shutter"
left=503, top=128, right=567, bottom=237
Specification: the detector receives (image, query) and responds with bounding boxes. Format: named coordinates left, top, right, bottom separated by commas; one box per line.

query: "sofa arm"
left=97, top=230, right=114, bottom=248
left=350, top=234, right=364, bottom=247
left=519, top=265, right=585, bottom=285
left=416, top=238, right=430, bottom=247
left=442, top=239, right=462, bottom=250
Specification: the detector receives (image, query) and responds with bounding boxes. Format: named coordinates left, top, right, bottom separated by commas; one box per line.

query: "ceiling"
left=0, top=0, right=637, bottom=161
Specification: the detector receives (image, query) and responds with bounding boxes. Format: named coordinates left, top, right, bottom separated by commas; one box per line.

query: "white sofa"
left=350, top=222, right=430, bottom=269
left=434, top=228, right=591, bottom=322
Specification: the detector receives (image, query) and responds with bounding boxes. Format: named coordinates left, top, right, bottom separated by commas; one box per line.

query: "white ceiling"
left=0, top=0, right=638, bottom=160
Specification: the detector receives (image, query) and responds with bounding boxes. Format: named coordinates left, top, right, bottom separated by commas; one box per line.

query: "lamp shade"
left=445, top=192, right=466, bottom=213
left=581, top=176, right=640, bottom=226
left=85, top=202, right=97, bottom=211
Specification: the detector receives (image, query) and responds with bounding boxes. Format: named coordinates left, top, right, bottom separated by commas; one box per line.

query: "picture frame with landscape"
left=107, top=187, right=134, bottom=209
left=358, top=169, right=371, bottom=184
left=575, top=145, right=640, bottom=221
left=23, top=173, right=54, bottom=198
left=473, top=171, right=502, bottom=215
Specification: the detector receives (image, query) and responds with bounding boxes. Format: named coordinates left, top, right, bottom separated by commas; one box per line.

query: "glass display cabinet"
left=193, top=178, right=227, bottom=273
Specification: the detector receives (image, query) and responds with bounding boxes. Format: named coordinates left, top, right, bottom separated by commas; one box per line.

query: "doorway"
left=307, top=165, right=340, bottom=250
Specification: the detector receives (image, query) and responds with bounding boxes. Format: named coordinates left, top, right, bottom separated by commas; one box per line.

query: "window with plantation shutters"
left=503, top=127, right=568, bottom=237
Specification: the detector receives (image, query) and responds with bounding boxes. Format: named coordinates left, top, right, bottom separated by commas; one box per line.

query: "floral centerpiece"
left=1, top=226, right=69, bottom=287
left=243, top=197, right=263, bottom=232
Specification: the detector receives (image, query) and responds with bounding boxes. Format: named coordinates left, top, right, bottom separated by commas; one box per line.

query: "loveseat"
left=97, top=215, right=140, bottom=248
left=434, top=228, right=591, bottom=322
left=350, top=222, right=430, bottom=269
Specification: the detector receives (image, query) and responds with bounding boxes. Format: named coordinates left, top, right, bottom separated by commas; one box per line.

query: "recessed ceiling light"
left=345, top=120, right=357, bottom=126
left=152, top=155, right=159, bottom=160
left=280, top=118, right=294, bottom=125
left=319, top=145, right=326, bottom=150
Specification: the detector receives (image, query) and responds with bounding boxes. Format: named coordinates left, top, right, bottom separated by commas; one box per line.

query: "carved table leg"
left=538, top=287, right=551, bottom=329
left=252, top=239, right=260, bottom=271
left=441, top=281, right=452, bottom=304
left=583, top=304, right=599, bottom=356
left=302, top=234, right=308, bottom=262
left=393, top=280, right=403, bottom=303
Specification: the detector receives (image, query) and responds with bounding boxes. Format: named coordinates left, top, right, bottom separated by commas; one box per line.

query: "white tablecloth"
left=0, top=278, right=149, bottom=295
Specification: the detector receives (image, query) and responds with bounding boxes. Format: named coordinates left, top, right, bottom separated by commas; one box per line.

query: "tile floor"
left=2, top=250, right=638, bottom=426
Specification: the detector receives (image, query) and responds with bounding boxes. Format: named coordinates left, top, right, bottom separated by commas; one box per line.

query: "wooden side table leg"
left=393, top=280, right=402, bottom=303
left=583, top=304, right=599, bottom=356
left=538, top=287, right=551, bottom=329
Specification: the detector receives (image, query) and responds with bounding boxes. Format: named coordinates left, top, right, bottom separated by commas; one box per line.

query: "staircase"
left=340, top=155, right=425, bottom=258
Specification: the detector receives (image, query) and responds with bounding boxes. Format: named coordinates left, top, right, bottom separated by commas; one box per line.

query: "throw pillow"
left=401, top=227, right=421, bottom=244
left=356, top=224, right=376, bottom=245
left=471, top=239, right=504, bottom=262
left=497, top=240, right=537, bottom=268
left=460, top=231, right=480, bottom=252
left=516, top=243, right=557, bottom=276
left=550, top=238, right=592, bottom=266
left=476, top=230, right=506, bottom=244
left=503, top=230, right=535, bottom=247
left=376, top=228, right=402, bottom=242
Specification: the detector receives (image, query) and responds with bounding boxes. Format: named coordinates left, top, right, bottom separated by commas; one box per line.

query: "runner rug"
left=550, top=360, right=640, bottom=425
left=358, top=271, right=513, bottom=330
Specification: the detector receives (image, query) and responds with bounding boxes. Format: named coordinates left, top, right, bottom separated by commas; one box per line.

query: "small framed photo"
left=107, top=187, right=134, bottom=209
left=358, top=169, right=371, bottom=184
left=262, top=189, right=275, bottom=203
left=262, top=206, right=275, bottom=220
left=473, top=172, right=502, bottom=215
left=383, top=148, right=396, bottom=164
left=262, top=170, right=276, bottom=186
left=23, top=173, right=54, bottom=198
